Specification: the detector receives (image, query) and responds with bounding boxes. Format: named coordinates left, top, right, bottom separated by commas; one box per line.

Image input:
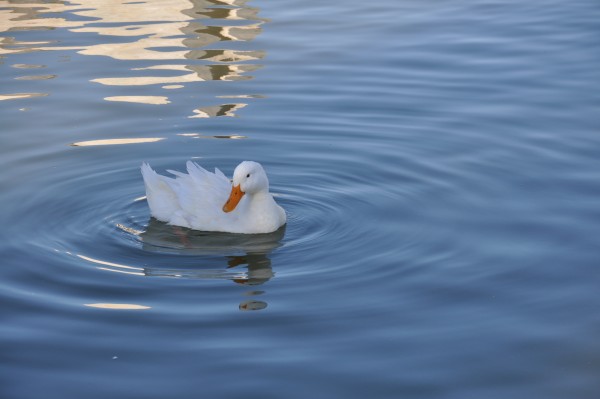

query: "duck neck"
left=246, top=191, right=274, bottom=209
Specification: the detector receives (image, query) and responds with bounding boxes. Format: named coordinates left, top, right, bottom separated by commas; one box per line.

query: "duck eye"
left=246, top=173, right=250, bottom=178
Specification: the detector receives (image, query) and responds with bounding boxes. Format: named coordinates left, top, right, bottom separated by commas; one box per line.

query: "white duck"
left=141, top=161, right=286, bottom=234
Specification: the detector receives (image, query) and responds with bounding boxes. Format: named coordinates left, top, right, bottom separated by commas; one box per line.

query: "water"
left=1, top=0, right=599, bottom=397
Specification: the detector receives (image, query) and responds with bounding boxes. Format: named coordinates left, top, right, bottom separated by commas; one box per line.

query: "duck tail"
left=140, top=163, right=179, bottom=222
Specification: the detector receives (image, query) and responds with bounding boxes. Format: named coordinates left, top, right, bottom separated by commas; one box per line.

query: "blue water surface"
left=1, top=0, right=599, bottom=398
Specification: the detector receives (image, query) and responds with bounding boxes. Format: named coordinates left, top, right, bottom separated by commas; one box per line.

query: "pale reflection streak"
left=69, top=135, right=243, bottom=145
left=116, top=223, right=143, bottom=236
left=176, top=133, right=246, bottom=139
left=15, top=74, right=56, bottom=80
left=76, top=254, right=145, bottom=276
left=91, top=64, right=261, bottom=86
left=217, top=94, right=265, bottom=99
left=71, top=138, right=165, bottom=146
left=0, top=93, right=48, bottom=101
left=104, top=96, right=171, bottom=105
left=12, top=64, right=46, bottom=69
left=77, top=251, right=252, bottom=282
left=0, top=0, right=266, bottom=111
left=85, top=303, right=151, bottom=310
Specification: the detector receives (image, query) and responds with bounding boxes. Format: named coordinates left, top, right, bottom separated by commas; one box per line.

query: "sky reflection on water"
left=1, top=0, right=599, bottom=398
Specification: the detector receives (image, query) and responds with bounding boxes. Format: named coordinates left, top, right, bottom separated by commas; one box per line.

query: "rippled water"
left=1, top=0, right=599, bottom=398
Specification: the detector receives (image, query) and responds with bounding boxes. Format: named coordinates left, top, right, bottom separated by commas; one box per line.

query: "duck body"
left=141, top=161, right=286, bottom=234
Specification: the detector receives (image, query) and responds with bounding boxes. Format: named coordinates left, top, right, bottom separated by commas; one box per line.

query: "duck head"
left=223, top=161, right=269, bottom=212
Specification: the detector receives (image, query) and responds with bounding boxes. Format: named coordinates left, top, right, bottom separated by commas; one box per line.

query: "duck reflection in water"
left=139, top=217, right=285, bottom=288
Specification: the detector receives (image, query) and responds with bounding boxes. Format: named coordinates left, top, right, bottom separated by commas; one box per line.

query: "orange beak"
left=223, top=184, right=244, bottom=212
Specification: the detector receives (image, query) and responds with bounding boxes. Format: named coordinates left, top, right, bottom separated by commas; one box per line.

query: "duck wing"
left=169, top=161, right=231, bottom=221
left=142, top=161, right=231, bottom=227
